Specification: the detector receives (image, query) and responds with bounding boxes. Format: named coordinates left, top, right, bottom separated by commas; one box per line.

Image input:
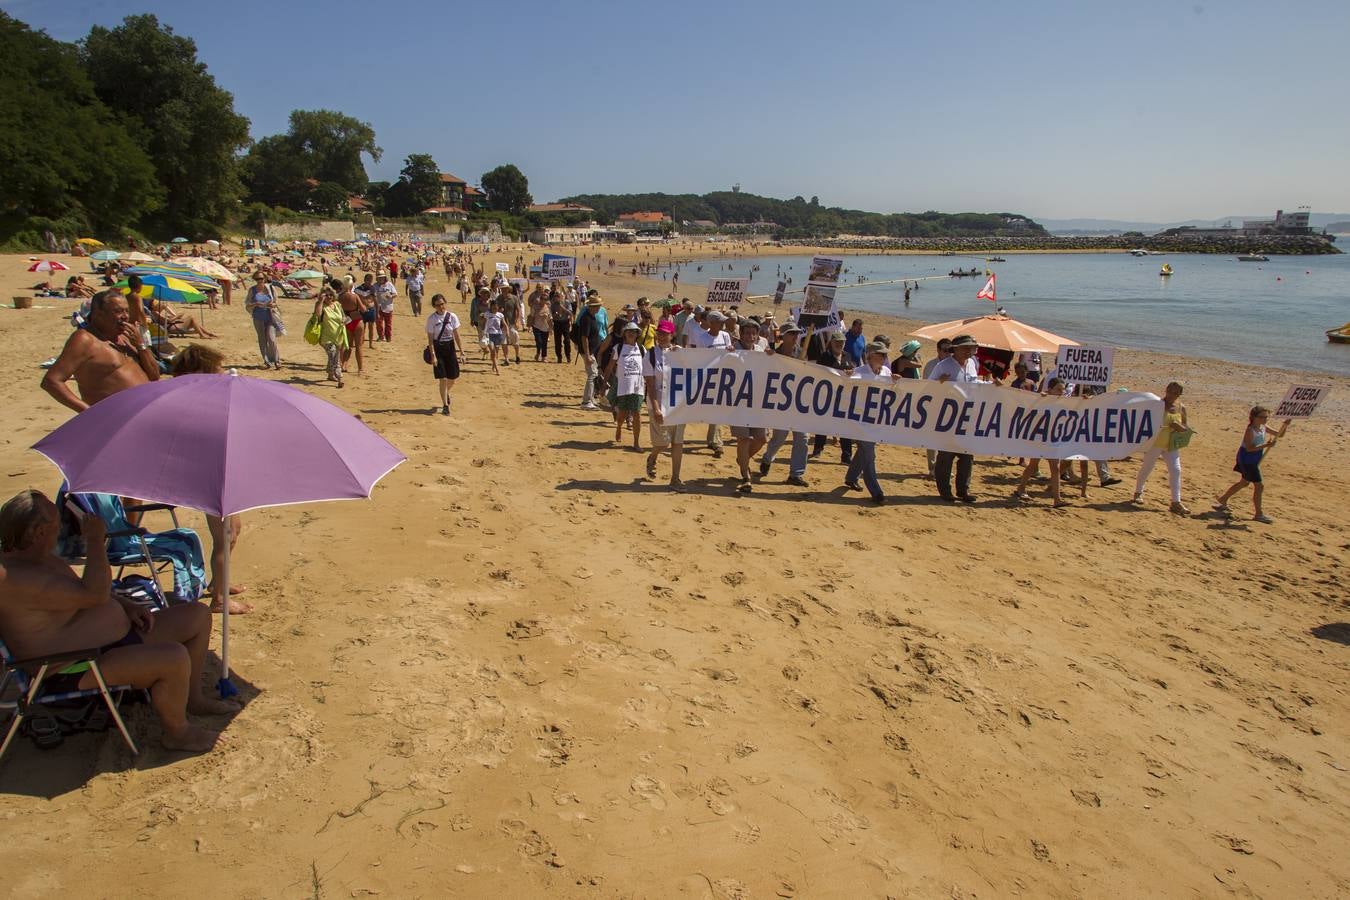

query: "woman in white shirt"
left=605, top=322, right=646, bottom=450
left=425, top=294, right=464, bottom=415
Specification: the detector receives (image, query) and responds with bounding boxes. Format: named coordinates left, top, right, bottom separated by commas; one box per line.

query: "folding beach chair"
left=0, top=635, right=139, bottom=762
left=58, top=490, right=206, bottom=603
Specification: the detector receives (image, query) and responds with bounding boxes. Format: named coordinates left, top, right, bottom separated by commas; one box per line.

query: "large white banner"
left=660, top=350, right=1162, bottom=461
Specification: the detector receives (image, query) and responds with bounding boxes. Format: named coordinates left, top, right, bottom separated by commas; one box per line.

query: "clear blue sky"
left=8, top=0, right=1349, bottom=222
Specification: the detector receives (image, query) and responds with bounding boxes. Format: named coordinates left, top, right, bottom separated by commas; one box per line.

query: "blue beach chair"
left=59, top=491, right=206, bottom=603
left=0, top=634, right=139, bottom=762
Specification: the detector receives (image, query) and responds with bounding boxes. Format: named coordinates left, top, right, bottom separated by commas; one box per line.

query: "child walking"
left=1214, top=405, right=1288, bottom=523
left=484, top=300, right=505, bottom=375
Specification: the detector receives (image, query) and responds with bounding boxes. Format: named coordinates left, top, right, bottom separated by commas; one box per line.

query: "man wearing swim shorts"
left=0, top=490, right=236, bottom=752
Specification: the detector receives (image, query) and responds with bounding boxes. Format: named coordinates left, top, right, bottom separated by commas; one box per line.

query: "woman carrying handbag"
left=424, top=293, right=464, bottom=415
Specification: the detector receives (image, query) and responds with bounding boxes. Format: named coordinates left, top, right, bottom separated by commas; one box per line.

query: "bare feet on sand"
left=210, top=597, right=254, bottom=614
left=162, top=724, right=225, bottom=753
left=188, top=696, right=242, bottom=716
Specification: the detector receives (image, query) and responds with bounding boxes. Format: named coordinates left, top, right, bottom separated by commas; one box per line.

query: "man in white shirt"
left=688, top=310, right=732, bottom=457
left=404, top=266, right=425, bottom=316
left=730, top=319, right=771, bottom=493
left=927, top=333, right=981, bottom=503
left=642, top=319, right=684, bottom=489
left=844, top=341, right=892, bottom=504
left=372, top=272, right=397, bottom=343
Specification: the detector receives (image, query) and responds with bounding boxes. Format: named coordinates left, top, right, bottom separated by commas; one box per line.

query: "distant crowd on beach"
left=0, top=237, right=1296, bottom=757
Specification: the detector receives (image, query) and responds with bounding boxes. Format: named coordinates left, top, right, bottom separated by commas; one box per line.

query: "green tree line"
left=0, top=9, right=1038, bottom=248
left=559, top=191, right=1045, bottom=238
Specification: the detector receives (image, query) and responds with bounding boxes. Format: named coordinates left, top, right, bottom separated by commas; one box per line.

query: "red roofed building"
left=617, top=211, right=674, bottom=235
left=438, top=173, right=468, bottom=209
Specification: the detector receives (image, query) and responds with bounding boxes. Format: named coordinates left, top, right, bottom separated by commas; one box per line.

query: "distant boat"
left=1159, top=264, right=1174, bottom=276
left=1130, top=249, right=1149, bottom=257
left=1238, top=253, right=1268, bottom=262
left=1328, top=322, right=1350, bottom=344
left=987, top=256, right=1006, bottom=262
left=948, top=268, right=982, bottom=277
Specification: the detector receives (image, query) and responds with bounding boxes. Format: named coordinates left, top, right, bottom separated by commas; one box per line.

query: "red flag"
left=976, top=273, right=996, bottom=302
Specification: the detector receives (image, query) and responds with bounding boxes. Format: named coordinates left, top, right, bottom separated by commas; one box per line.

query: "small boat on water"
left=1238, top=253, right=1268, bottom=262
left=1159, top=264, right=1173, bottom=277
left=948, top=268, right=982, bottom=277
left=1328, top=322, right=1350, bottom=344
left=987, top=256, right=1006, bottom=263
left=1130, top=248, right=1149, bottom=257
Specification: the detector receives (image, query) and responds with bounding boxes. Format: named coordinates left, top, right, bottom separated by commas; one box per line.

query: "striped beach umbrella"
left=116, top=274, right=208, bottom=305
left=28, top=260, right=70, bottom=273
left=123, top=264, right=219, bottom=290
left=90, top=250, right=121, bottom=262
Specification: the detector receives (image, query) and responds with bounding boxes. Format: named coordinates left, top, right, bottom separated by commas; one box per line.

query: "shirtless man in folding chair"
left=0, top=490, right=235, bottom=752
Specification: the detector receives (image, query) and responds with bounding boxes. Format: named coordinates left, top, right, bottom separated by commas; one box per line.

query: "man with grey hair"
left=928, top=333, right=981, bottom=502
left=0, top=490, right=235, bottom=752
left=41, top=290, right=160, bottom=413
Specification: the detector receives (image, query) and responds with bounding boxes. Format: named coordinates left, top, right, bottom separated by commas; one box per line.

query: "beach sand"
left=0, top=247, right=1347, bottom=898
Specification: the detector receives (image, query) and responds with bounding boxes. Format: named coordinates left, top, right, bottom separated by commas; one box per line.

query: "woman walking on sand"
left=550, top=285, right=573, bottom=363
left=1132, top=381, right=1192, bottom=515
left=528, top=284, right=551, bottom=362
left=606, top=322, right=645, bottom=450
left=312, top=286, right=348, bottom=388
left=245, top=270, right=283, bottom=370
left=425, top=293, right=463, bottom=415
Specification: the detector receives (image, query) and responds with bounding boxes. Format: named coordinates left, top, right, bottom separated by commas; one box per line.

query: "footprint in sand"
left=507, top=619, right=543, bottom=640
left=630, top=774, right=668, bottom=810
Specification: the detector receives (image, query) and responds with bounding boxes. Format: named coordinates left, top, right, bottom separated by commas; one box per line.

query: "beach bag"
left=423, top=312, right=453, bottom=364
left=303, top=315, right=322, bottom=345
left=1168, top=427, right=1196, bottom=452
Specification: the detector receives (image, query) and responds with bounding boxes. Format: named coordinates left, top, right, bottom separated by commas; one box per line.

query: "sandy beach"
left=1, top=246, right=1347, bottom=898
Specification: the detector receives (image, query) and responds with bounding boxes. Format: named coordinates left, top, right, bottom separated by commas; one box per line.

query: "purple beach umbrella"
left=33, top=374, right=406, bottom=695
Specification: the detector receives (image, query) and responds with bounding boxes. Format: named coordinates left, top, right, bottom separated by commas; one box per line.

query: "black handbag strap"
left=434, top=311, right=453, bottom=343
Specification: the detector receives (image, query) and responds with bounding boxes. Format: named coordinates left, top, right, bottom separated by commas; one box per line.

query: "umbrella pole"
left=217, top=540, right=238, bottom=698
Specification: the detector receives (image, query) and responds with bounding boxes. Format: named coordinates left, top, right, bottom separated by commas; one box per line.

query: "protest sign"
left=802, top=284, right=837, bottom=316
left=706, top=277, right=749, bottom=305
left=1055, top=344, right=1115, bottom=390
left=660, top=349, right=1162, bottom=461
left=1274, top=384, right=1331, bottom=419
left=542, top=254, right=576, bottom=280
left=773, top=279, right=788, bottom=305
left=808, top=256, right=844, bottom=285
left=494, top=262, right=510, bottom=272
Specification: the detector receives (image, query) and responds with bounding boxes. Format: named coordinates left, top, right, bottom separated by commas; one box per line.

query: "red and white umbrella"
left=28, top=260, right=70, bottom=273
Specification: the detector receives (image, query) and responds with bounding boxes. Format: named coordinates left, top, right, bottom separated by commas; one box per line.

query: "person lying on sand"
left=0, top=490, right=236, bottom=752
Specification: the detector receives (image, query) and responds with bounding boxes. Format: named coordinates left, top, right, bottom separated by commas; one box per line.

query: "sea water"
left=658, top=251, right=1350, bottom=376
